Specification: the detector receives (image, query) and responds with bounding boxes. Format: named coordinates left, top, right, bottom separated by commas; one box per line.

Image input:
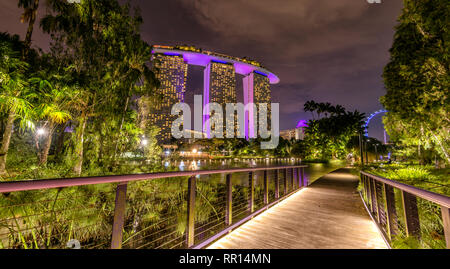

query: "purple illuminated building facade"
left=150, top=53, right=188, bottom=142
left=151, top=45, right=279, bottom=142
left=203, top=61, right=237, bottom=137
left=243, top=72, right=271, bottom=139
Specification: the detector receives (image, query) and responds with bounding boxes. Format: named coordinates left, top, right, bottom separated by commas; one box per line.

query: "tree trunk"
left=114, top=96, right=130, bottom=159
left=22, top=0, right=40, bottom=59
left=73, top=113, right=87, bottom=176
left=432, top=133, right=450, bottom=164
left=0, top=110, right=16, bottom=175
left=55, top=124, right=67, bottom=159
left=39, top=122, right=55, bottom=166
left=418, top=141, right=422, bottom=165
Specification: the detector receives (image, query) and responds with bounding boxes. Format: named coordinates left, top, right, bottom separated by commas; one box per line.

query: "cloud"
left=181, top=0, right=368, bottom=38
left=0, top=0, right=403, bottom=139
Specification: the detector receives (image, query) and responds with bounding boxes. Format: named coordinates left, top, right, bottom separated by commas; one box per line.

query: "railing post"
left=293, top=168, right=297, bottom=190
left=296, top=167, right=301, bottom=188
left=441, top=206, right=450, bottom=249
left=284, top=169, right=288, bottom=195
left=301, top=167, right=307, bottom=187
left=372, top=179, right=381, bottom=223
left=275, top=169, right=279, bottom=199
left=367, top=176, right=373, bottom=212
left=401, top=191, right=421, bottom=239
left=111, top=182, right=128, bottom=249
left=290, top=168, right=294, bottom=192
left=365, top=176, right=370, bottom=203
left=360, top=174, right=365, bottom=200
left=248, top=172, right=254, bottom=213
left=263, top=170, right=269, bottom=204
left=383, top=183, right=397, bottom=240
left=186, top=176, right=196, bottom=247
left=225, top=174, right=232, bottom=226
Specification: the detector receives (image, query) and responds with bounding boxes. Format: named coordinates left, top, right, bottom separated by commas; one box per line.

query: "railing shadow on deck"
left=0, top=165, right=307, bottom=249
left=359, top=171, right=450, bottom=249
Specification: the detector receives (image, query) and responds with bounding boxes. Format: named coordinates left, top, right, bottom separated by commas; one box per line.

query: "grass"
left=361, top=163, right=449, bottom=249
left=364, top=163, right=449, bottom=196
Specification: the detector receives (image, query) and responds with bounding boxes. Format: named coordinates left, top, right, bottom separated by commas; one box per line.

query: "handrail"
left=0, top=165, right=308, bottom=194
left=0, top=164, right=308, bottom=249
left=360, top=171, right=450, bottom=249
left=360, top=171, right=450, bottom=208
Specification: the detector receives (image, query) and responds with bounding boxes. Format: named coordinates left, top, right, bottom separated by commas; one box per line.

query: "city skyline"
left=151, top=45, right=277, bottom=142
left=0, top=0, right=404, bottom=141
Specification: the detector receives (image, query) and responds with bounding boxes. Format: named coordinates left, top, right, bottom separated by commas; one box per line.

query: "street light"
left=141, top=139, right=148, bottom=146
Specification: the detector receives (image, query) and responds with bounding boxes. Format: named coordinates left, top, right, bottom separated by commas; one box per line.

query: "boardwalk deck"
left=208, top=168, right=388, bottom=249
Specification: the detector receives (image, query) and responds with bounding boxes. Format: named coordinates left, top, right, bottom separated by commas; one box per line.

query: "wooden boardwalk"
left=208, top=168, right=388, bottom=249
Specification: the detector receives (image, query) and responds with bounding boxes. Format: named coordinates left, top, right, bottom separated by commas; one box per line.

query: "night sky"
left=0, top=0, right=404, bottom=141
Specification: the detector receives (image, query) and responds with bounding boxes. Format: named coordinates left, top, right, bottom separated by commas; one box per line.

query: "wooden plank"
left=208, top=168, right=387, bottom=249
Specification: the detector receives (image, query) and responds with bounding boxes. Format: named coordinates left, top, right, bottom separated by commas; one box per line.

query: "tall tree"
left=0, top=33, right=35, bottom=175
left=18, top=0, right=40, bottom=58
left=381, top=0, right=450, bottom=163
left=41, top=0, right=158, bottom=175
left=303, top=100, right=365, bottom=159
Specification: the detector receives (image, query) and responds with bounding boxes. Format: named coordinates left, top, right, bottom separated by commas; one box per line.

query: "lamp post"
left=359, top=131, right=364, bottom=166
left=374, top=144, right=378, bottom=162
left=365, top=139, right=368, bottom=165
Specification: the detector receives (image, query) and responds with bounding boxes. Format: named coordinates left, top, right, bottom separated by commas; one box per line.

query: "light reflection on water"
left=162, top=158, right=345, bottom=185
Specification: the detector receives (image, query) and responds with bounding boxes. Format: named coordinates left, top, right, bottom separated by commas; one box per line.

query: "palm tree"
left=40, top=0, right=159, bottom=175
left=304, top=100, right=318, bottom=119
left=18, top=0, right=41, bottom=58
left=0, top=33, right=35, bottom=175
left=31, top=76, right=72, bottom=165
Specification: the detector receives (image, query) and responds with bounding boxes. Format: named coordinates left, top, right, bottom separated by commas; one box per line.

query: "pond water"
left=161, top=158, right=345, bottom=185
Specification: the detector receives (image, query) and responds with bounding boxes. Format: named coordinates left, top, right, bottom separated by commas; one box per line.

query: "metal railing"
left=360, top=171, right=450, bottom=249
left=0, top=165, right=307, bottom=249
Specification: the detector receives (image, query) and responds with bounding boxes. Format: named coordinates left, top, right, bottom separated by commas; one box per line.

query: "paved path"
left=208, top=168, right=387, bottom=249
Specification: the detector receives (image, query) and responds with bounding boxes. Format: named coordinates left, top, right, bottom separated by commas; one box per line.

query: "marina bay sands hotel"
left=150, top=45, right=280, bottom=142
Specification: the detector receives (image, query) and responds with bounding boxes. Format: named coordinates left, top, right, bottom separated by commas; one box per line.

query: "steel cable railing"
left=0, top=165, right=307, bottom=249
left=360, top=171, right=450, bottom=249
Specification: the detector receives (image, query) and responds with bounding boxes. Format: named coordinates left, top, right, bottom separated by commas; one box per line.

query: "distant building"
left=280, top=120, right=307, bottom=141
left=150, top=53, right=188, bottom=143
left=203, top=61, right=237, bottom=137
left=150, top=45, right=280, bottom=143
left=244, top=71, right=271, bottom=138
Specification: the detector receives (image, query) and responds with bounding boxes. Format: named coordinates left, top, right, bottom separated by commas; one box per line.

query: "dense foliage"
left=302, top=100, right=366, bottom=160
left=0, top=0, right=161, bottom=180
left=381, top=0, right=450, bottom=165
left=364, top=163, right=449, bottom=249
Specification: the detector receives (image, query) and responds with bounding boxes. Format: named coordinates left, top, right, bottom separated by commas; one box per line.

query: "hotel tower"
left=150, top=53, right=188, bottom=143
left=150, top=45, right=279, bottom=143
